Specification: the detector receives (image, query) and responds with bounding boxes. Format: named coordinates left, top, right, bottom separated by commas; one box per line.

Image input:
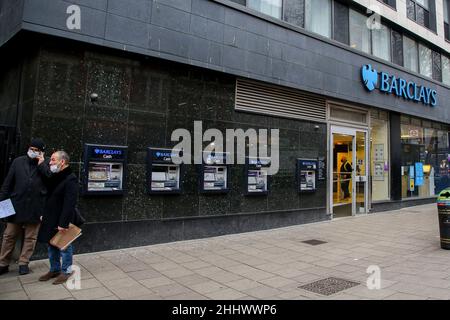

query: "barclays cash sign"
left=361, top=64, right=437, bottom=106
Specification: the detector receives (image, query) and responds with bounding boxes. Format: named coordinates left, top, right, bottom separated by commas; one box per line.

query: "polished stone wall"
left=0, top=36, right=328, bottom=255
left=25, top=38, right=328, bottom=227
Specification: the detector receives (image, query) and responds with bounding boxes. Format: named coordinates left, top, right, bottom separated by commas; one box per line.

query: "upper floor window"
left=442, top=55, right=450, bottom=85
left=444, top=0, right=450, bottom=41
left=372, top=23, right=391, bottom=61
left=248, top=0, right=282, bottom=19
left=407, top=0, right=432, bottom=29
left=349, top=9, right=391, bottom=61
left=403, top=35, right=419, bottom=72
left=419, top=43, right=433, bottom=77
left=379, top=0, right=396, bottom=9
left=349, top=9, right=371, bottom=54
left=305, top=0, right=332, bottom=38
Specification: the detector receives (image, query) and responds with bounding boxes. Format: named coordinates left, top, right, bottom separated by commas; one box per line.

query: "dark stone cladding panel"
left=370, top=197, right=437, bottom=213
left=11, top=0, right=450, bottom=124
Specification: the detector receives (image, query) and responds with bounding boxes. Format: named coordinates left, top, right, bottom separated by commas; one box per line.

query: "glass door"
left=355, top=131, right=368, bottom=214
left=330, top=126, right=368, bottom=217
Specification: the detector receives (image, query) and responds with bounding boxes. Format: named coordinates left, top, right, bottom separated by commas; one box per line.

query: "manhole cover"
left=302, top=239, right=327, bottom=246
left=299, top=277, right=360, bottom=296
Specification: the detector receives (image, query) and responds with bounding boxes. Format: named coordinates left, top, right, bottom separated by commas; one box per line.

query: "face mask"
left=50, top=163, right=60, bottom=173
left=28, top=149, right=39, bottom=159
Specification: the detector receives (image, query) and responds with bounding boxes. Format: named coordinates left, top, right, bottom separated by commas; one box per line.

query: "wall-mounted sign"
left=361, top=64, right=437, bottom=106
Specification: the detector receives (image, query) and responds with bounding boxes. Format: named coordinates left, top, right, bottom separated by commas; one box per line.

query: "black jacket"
left=37, top=166, right=79, bottom=243
left=0, top=155, right=49, bottom=224
left=340, top=161, right=353, bottom=180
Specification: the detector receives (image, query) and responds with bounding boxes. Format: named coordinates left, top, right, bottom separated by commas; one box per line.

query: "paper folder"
left=49, top=223, right=82, bottom=250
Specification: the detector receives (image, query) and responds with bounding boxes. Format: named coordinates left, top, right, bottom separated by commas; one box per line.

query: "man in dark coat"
left=37, top=150, right=79, bottom=285
left=0, top=138, right=48, bottom=276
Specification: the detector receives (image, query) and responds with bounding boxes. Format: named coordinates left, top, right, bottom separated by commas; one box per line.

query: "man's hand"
left=37, top=152, right=45, bottom=165
left=40, top=216, right=43, bottom=221
left=58, top=226, right=68, bottom=232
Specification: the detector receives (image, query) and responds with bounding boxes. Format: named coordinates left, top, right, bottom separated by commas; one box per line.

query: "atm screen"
left=87, top=162, right=123, bottom=191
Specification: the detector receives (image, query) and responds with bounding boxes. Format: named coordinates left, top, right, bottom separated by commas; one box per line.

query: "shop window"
left=419, top=43, right=433, bottom=77
left=305, top=0, right=331, bottom=38
left=401, top=118, right=449, bottom=199
left=442, top=55, right=450, bottom=85
left=349, top=9, right=371, bottom=54
left=248, top=0, right=282, bottom=19
left=371, top=113, right=390, bottom=201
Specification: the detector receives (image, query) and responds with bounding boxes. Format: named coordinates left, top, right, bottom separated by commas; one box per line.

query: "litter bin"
left=437, top=188, right=450, bottom=250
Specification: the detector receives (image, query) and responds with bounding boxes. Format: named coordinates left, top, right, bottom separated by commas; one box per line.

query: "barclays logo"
left=360, top=64, right=437, bottom=106
left=362, top=64, right=378, bottom=91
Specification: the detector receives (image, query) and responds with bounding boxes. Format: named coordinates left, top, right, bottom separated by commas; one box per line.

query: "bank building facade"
left=0, top=0, right=450, bottom=255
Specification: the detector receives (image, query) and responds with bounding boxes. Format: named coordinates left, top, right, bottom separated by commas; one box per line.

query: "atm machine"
left=82, top=144, right=128, bottom=196
left=245, top=157, right=270, bottom=195
left=147, top=148, right=182, bottom=194
left=297, top=158, right=318, bottom=193
left=200, top=152, right=230, bottom=194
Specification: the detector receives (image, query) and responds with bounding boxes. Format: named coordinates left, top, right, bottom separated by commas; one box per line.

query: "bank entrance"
left=328, top=104, right=369, bottom=218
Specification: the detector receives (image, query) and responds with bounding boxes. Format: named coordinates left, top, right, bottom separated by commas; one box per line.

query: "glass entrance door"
left=330, top=126, right=369, bottom=217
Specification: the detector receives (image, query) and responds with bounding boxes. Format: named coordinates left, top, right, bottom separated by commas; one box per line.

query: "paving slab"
left=1, top=204, right=448, bottom=300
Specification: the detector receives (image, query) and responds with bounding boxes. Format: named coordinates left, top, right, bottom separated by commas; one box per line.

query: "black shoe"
left=18, top=265, right=30, bottom=275
left=0, top=265, right=9, bottom=276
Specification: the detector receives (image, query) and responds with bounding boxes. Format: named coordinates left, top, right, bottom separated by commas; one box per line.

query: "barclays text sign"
left=361, top=65, right=437, bottom=106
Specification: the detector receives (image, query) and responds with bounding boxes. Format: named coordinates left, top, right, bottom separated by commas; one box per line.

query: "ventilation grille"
left=235, top=79, right=327, bottom=122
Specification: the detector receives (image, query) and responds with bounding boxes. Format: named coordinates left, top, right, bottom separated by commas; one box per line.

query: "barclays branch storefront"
left=0, top=0, right=450, bottom=255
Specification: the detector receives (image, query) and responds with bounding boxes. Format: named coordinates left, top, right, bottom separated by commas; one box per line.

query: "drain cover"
left=299, top=277, right=360, bottom=296
left=302, top=239, right=327, bottom=246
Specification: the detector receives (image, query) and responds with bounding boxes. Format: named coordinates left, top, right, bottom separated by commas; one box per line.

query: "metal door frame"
left=329, top=125, right=369, bottom=218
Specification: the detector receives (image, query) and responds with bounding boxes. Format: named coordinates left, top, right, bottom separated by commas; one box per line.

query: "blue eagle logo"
left=361, top=64, right=378, bottom=91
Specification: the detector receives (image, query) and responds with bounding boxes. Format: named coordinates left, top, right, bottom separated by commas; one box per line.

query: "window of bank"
left=371, top=111, right=390, bottom=201
left=401, top=116, right=450, bottom=199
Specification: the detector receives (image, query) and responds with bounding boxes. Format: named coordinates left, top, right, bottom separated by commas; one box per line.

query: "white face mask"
left=50, top=163, right=60, bottom=173
left=27, top=149, right=40, bottom=159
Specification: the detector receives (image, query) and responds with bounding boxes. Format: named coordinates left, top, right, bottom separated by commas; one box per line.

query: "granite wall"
left=0, top=36, right=329, bottom=255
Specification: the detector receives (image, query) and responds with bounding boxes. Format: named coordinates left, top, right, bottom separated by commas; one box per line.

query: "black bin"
left=437, top=188, right=450, bottom=250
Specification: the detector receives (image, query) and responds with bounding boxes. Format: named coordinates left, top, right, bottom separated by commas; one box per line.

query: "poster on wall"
left=415, top=162, right=424, bottom=187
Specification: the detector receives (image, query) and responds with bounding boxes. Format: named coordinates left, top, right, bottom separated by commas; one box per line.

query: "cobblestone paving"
left=1, top=204, right=449, bottom=300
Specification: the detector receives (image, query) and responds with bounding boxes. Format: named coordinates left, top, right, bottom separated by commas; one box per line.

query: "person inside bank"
left=340, top=156, right=353, bottom=200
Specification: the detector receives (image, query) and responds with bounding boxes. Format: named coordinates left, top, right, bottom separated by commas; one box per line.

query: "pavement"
left=0, top=203, right=449, bottom=300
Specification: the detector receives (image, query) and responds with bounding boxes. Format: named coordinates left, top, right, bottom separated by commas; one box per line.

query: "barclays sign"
left=361, top=64, right=437, bottom=106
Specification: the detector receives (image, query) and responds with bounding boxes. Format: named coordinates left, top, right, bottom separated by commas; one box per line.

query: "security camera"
left=90, top=93, right=98, bottom=103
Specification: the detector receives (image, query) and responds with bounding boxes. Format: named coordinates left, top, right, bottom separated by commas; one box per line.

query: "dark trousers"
left=341, top=181, right=350, bottom=198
